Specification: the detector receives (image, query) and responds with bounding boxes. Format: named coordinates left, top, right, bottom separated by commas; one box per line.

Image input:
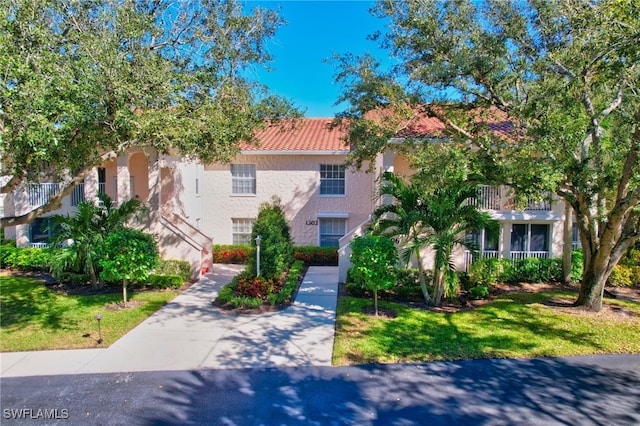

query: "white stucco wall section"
left=196, top=154, right=375, bottom=246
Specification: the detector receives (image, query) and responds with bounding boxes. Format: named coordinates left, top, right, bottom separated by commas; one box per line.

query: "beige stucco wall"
left=192, top=154, right=376, bottom=246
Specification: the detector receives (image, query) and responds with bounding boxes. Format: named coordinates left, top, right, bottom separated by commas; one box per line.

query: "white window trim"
left=319, top=164, right=346, bottom=197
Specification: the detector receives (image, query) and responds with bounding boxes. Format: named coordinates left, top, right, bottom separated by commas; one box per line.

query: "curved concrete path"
left=0, top=265, right=339, bottom=377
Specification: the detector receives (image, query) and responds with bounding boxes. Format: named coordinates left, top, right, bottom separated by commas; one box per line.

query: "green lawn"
left=0, top=275, right=178, bottom=352
left=333, top=291, right=640, bottom=365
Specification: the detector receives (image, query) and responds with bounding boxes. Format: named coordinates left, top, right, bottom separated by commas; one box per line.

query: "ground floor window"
left=29, top=217, right=55, bottom=245
left=465, top=228, right=499, bottom=253
left=510, top=223, right=549, bottom=255
left=232, top=218, right=255, bottom=245
left=319, top=218, right=346, bottom=247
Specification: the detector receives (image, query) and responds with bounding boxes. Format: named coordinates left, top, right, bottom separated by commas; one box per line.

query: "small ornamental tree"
left=350, top=234, right=398, bottom=316
left=246, top=197, right=293, bottom=279
left=99, top=229, right=159, bottom=306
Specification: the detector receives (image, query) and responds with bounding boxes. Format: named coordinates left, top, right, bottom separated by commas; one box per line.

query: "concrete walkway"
left=0, top=265, right=339, bottom=377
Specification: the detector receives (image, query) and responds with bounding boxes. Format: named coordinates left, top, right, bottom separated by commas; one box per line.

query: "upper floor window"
left=231, top=164, right=256, bottom=195
left=320, top=164, right=345, bottom=196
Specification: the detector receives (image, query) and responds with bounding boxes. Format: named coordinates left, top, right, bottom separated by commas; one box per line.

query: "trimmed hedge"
left=212, top=244, right=252, bottom=264
left=293, top=246, right=338, bottom=266
left=468, top=256, right=565, bottom=286
left=155, top=259, right=191, bottom=282
left=0, top=244, right=53, bottom=272
left=147, top=274, right=184, bottom=289
left=213, top=245, right=338, bottom=266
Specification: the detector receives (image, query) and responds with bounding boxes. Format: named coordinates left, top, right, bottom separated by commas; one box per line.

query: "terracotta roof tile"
left=242, top=118, right=349, bottom=152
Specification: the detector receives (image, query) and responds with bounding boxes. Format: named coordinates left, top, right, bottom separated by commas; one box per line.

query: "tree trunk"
left=432, top=268, right=445, bottom=306
left=563, top=203, right=573, bottom=285
left=415, top=247, right=433, bottom=305
left=88, top=262, right=98, bottom=290
left=574, top=261, right=608, bottom=312
left=122, top=279, right=128, bottom=307
left=374, top=289, right=379, bottom=316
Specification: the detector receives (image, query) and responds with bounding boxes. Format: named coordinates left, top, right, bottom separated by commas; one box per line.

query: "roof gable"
left=242, top=118, right=349, bottom=153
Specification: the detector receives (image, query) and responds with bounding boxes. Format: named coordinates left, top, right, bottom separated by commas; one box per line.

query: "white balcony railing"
left=509, top=251, right=549, bottom=261
left=71, top=183, right=86, bottom=206
left=467, top=185, right=501, bottom=210
left=525, top=197, right=552, bottom=211
left=27, top=183, right=61, bottom=206
left=463, top=250, right=500, bottom=271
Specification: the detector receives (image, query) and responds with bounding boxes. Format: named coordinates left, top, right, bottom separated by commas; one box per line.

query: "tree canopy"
left=333, top=0, right=639, bottom=311
left=0, top=0, right=301, bottom=226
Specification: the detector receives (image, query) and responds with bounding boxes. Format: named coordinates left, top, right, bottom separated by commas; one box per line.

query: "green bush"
left=56, top=272, right=91, bottom=286
left=147, top=274, right=184, bottom=289
left=0, top=241, right=17, bottom=268
left=212, top=244, right=252, bottom=264
left=214, top=260, right=305, bottom=308
left=608, top=264, right=635, bottom=287
left=468, top=258, right=510, bottom=286
left=1, top=246, right=52, bottom=271
left=293, top=246, right=338, bottom=266
left=246, top=198, right=293, bottom=279
left=155, top=259, right=191, bottom=282
left=469, top=285, right=490, bottom=299
left=571, top=250, right=584, bottom=281
left=469, top=256, right=564, bottom=285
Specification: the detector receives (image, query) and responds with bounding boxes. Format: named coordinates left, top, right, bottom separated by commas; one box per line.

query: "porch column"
left=85, top=168, right=99, bottom=204
left=116, top=156, right=131, bottom=203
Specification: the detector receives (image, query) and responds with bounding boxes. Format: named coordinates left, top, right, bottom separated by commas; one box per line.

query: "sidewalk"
left=0, top=265, right=339, bottom=377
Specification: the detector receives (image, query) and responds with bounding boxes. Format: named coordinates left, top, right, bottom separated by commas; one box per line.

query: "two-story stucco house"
left=1, top=116, right=576, bottom=281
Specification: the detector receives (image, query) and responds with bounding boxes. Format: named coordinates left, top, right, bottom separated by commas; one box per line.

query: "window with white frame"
left=231, top=164, right=256, bottom=195
left=465, top=228, right=499, bottom=253
left=510, top=223, right=549, bottom=255
left=319, top=218, right=346, bottom=247
left=232, top=218, right=255, bottom=244
left=320, top=164, right=345, bottom=196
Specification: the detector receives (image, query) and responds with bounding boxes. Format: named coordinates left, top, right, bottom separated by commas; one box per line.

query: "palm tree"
left=370, top=171, right=434, bottom=304
left=49, top=193, right=145, bottom=288
left=419, top=184, right=499, bottom=306
left=371, top=172, right=499, bottom=306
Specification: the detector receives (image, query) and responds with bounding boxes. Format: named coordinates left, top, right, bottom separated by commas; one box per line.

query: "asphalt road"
left=2, top=355, right=639, bottom=425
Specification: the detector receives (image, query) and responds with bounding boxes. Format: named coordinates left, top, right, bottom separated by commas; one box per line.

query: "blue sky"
left=246, top=1, right=389, bottom=117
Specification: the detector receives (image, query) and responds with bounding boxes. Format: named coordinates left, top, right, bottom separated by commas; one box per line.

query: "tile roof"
left=242, top=118, right=349, bottom=152
left=241, top=108, right=517, bottom=153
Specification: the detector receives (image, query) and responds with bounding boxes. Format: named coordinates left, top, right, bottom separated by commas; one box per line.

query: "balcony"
left=467, top=186, right=552, bottom=212
left=27, top=183, right=61, bottom=206
left=71, top=183, right=86, bottom=206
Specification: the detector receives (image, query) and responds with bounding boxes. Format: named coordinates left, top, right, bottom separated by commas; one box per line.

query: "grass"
left=333, top=290, right=640, bottom=365
left=0, top=275, right=178, bottom=352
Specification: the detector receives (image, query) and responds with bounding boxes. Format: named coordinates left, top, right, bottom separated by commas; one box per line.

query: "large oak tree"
left=0, top=0, right=300, bottom=227
left=333, top=0, right=639, bottom=311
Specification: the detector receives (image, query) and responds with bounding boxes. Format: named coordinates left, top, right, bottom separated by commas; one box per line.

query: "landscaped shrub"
left=608, top=264, right=635, bottom=287
left=468, top=258, right=510, bottom=286
left=246, top=198, right=293, bottom=279
left=0, top=241, right=17, bottom=268
left=349, top=235, right=398, bottom=315
left=214, top=260, right=305, bottom=308
left=147, top=274, right=184, bottom=289
left=1, top=246, right=52, bottom=271
left=99, top=228, right=159, bottom=305
left=571, top=250, right=584, bottom=282
left=469, top=285, right=490, bottom=299
left=469, top=256, right=564, bottom=285
left=56, top=271, right=91, bottom=286
left=212, top=245, right=251, bottom=264
left=506, top=257, right=563, bottom=283
left=293, top=246, right=338, bottom=266
left=155, top=259, right=191, bottom=282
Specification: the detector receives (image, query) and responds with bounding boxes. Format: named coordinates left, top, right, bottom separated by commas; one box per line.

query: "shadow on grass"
left=336, top=292, right=640, bottom=364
